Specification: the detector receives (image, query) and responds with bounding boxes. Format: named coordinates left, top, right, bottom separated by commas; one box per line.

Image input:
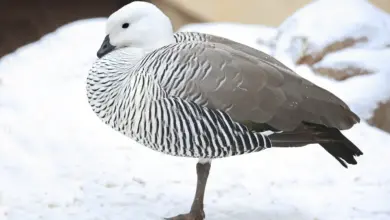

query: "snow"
left=1, top=7, right=390, bottom=220
left=272, top=0, right=390, bottom=63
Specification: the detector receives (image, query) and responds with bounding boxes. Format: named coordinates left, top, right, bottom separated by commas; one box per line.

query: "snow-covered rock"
left=272, top=0, right=390, bottom=65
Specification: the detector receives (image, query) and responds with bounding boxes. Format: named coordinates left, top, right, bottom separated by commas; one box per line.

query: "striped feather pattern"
left=86, top=32, right=272, bottom=159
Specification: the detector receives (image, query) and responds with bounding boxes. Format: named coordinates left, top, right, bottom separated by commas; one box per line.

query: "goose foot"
left=164, top=211, right=205, bottom=220
left=165, top=160, right=211, bottom=220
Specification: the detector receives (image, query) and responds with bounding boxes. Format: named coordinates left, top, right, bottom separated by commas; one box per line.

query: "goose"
left=86, top=2, right=363, bottom=219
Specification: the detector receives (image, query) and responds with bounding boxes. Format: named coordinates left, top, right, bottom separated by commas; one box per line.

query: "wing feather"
left=140, top=34, right=359, bottom=131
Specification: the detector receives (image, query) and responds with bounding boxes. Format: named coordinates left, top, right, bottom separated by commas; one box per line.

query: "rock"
left=313, top=66, right=373, bottom=81
left=369, top=100, right=390, bottom=133
left=297, top=37, right=368, bottom=66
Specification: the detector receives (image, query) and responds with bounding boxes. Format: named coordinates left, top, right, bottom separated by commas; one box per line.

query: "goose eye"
left=122, top=23, right=129, bottom=29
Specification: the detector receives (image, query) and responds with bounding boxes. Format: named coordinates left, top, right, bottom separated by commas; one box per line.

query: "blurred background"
left=2, top=0, right=389, bottom=57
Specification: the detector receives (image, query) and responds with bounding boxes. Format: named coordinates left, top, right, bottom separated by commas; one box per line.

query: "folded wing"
left=140, top=33, right=359, bottom=132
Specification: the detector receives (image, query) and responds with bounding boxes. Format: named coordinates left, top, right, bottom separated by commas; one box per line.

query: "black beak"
left=97, top=35, right=116, bottom=58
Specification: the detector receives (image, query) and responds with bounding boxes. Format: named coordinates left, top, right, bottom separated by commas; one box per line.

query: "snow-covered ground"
left=1, top=3, right=390, bottom=220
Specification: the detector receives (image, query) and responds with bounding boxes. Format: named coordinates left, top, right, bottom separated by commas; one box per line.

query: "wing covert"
left=138, top=38, right=359, bottom=131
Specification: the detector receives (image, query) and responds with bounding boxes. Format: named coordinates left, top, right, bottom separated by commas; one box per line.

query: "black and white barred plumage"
left=87, top=33, right=272, bottom=159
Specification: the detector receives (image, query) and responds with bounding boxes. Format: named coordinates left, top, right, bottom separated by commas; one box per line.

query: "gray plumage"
left=87, top=32, right=362, bottom=167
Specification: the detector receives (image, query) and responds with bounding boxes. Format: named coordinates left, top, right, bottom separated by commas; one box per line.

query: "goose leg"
left=165, top=160, right=211, bottom=220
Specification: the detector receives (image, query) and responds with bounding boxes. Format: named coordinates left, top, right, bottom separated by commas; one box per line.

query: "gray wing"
left=142, top=36, right=359, bottom=131
left=174, top=32, right=297, bottom=76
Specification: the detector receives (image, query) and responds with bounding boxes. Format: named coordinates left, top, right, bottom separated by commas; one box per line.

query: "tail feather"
left=269, top=124, right=363, bottom=168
